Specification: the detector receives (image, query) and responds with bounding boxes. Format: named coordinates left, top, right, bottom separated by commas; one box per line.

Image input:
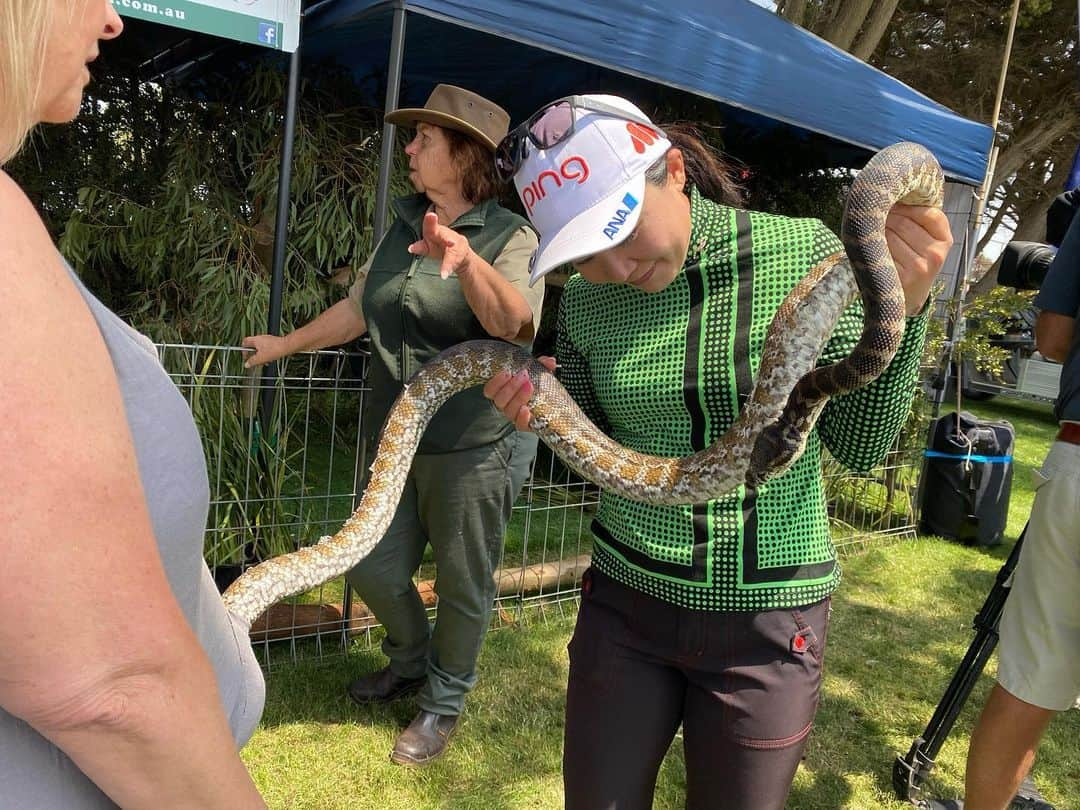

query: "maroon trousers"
left=563, top=568, right=831, bottom=810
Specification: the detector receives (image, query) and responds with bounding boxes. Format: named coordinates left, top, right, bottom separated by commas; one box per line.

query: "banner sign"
left=117, top=0, right=300, bottom=51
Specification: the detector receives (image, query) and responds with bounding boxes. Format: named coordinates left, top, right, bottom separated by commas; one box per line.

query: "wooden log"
left=246, top=554, right=592, bottom=642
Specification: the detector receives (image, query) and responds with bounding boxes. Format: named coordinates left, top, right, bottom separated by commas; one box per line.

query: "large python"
left=223, top=142, right=945, bottom=628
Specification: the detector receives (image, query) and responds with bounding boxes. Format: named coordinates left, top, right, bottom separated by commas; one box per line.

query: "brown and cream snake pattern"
left=223, top=142, right=945, bottom=628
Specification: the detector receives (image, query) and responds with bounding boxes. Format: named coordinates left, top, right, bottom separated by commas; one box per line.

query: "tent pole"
left=933, top=0, right=1021, bottom=420
left=960, top=0, right=1021, bottom=282
left=930, top=202, right=975, bottom=420
left=972, top=0, right=1020, bottom=227
left=343, top=1, right=406, bottom=635
left=372, top=0, right=407, bottom=240
left=260, top=41, right=303, bottom=432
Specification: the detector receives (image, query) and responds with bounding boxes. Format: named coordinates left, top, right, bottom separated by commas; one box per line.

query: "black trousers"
left=563, top=568, right=831, bottom=810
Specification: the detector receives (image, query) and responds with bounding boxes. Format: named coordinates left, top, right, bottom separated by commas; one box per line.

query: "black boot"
left=390, top=710, right=459, bottom=766
left=346, top=665, right=425, bottom=705
left=918, top=776, right=1056, bottom=810
left=1010, top=775, right=1056, bottom=810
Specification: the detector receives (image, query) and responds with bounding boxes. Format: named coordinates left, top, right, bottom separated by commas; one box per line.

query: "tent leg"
left=916, top=192, right=975, bottom=529
left=930, top=187, right=980, bottom=423
left=343, top=1, right=406, bottom=638
left=372, top=0, right=407, bottom=240
left=260, top=43, right=302, bottom=435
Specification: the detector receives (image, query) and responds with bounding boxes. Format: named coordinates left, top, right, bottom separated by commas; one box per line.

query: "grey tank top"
left=0, top=262, right=265, bottom=808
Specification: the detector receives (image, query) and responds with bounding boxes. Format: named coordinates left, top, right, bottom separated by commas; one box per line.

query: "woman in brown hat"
left=243, top=85, right=542, bottom=765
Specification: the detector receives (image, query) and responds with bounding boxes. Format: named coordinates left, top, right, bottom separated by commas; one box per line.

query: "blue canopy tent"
left=303, top=0, right=992, bottom=185
left=296, top=0, right=993, bottom=247
left=115, top=0, right=992, bottom=323
left=290, top=0, right=991, bottom=310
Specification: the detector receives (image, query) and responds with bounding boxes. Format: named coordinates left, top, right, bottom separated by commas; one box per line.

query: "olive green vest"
left=361, top=193, right=532, bottom=454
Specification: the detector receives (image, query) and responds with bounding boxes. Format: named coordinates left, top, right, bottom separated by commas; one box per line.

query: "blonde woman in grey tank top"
left=0, top=2, right=266, bottom=806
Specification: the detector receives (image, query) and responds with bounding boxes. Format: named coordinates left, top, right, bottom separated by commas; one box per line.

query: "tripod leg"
left=893, top=525, right=1029, bottom=800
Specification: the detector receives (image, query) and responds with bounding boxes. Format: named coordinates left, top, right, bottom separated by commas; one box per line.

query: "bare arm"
left=456, top=250, right=536, bottom=343
left=1035, top=310, right=1075, bottom=362
left=243, top=297, right=366, bottom=368
left=0, top=172, right=265, bottom=809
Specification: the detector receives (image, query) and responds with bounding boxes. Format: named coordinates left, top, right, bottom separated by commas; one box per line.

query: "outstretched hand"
left=409, top=211, right=474, bottom=279
left=885, top=203, right=953, bottom=316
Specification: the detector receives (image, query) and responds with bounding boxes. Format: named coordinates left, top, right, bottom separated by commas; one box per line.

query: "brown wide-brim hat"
left=384, top=84, right=510, bottom=152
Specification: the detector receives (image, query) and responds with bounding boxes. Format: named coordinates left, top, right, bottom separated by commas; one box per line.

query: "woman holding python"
left=483, top=95, right=953, bottom=808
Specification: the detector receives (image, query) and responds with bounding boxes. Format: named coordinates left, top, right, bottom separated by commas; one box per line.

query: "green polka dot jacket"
left=557, top=187, right=928, bottom=611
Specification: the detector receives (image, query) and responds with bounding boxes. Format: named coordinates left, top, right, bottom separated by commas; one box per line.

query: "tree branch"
left=991, top=111, right=1078, bottom=191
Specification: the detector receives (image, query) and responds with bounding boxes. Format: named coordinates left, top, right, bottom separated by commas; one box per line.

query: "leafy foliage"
left=954, top=286, right=1039, bottom=377
left=7, top=68, right=174, bottom=239
left=8, top=62, right=417, bottom=567
left=781, top=0, right=1080, bottom=263
left=52, top=62, right=411, bottom=345
left=185, top=349, right=312, bottom=565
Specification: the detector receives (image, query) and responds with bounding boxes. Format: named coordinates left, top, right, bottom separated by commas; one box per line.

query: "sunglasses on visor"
left=494, top=96, right=663, bottom=182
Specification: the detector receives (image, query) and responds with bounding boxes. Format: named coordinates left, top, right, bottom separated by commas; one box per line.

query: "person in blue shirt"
left=933, top=196, right=1080, bottom=810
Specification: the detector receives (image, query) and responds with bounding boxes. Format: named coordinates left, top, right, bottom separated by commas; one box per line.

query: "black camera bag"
left=919, top=411, right=1014, bottom=547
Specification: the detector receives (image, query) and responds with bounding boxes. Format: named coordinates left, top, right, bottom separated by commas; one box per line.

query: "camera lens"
left=995, top=241, right=1057, bottom=291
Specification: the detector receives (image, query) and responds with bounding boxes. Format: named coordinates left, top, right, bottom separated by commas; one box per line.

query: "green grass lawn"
left=242, top=394, right=1080, bottom=809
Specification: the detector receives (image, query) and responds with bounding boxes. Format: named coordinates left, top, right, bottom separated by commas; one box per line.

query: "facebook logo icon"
left=258, top=22, right=277, bottom=46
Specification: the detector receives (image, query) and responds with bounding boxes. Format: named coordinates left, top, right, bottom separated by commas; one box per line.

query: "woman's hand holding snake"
left=886, top=203, right=953, bottom=316
left=483, top=356, right=556, bottom=431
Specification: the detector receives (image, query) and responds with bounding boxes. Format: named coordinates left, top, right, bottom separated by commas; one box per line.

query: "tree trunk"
left=1010, top=199, right=1053, bottom=244
left=990, top=112, right=1079, bottom=195
left=1011, top=154, right=1073, bottom=243
left=851, top=0, right=900, bottom=61
left=969, top=157, right=1072, bottom=298
left=821, top=0, right=875, bottom=51
left=975, top=189, right=1017, bottom=259
left=778, top=0, right=808, bottom=28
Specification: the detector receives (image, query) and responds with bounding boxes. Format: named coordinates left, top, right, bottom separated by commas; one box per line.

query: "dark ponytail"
left=645, top=122, right=744, bottom=207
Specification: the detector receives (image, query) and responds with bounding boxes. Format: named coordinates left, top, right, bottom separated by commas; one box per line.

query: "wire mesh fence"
left=160, top=342, right=921, bottom=667
left=824, top=445, right=921, bottom=556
